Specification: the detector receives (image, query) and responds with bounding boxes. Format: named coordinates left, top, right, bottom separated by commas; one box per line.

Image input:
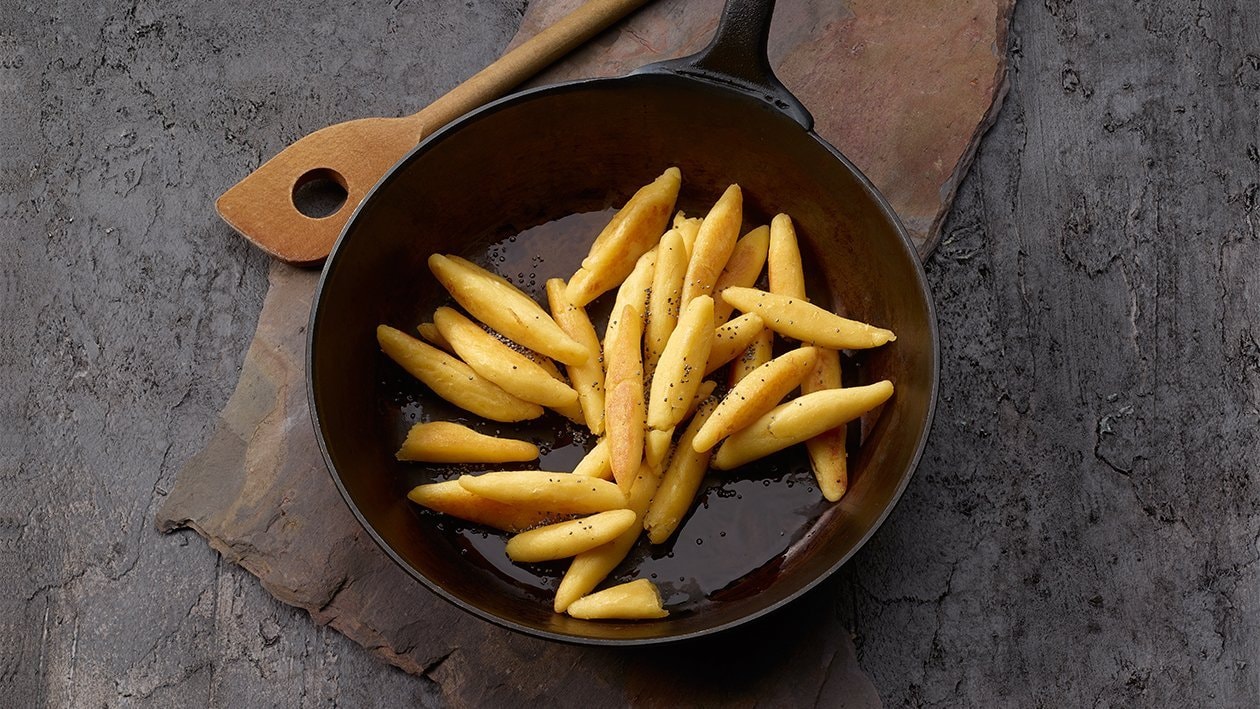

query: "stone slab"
left=156, top=0, right=1014, bottom=704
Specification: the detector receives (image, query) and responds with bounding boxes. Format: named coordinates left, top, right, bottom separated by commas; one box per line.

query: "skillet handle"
left=634, top=0, right=813, bottom=130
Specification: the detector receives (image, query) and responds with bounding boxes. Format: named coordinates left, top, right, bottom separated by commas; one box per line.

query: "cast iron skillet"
left=309, top=0, right=938, bottom=645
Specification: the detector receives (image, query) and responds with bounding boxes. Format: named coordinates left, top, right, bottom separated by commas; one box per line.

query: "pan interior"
left=311, top=73, right=936, bottom=643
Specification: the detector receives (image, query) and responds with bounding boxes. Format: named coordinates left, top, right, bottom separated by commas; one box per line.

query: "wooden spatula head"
left=216, top=116, right=425, bottom=266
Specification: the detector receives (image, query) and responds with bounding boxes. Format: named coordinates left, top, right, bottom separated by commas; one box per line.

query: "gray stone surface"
left=3, top=0, right=1258, bottom=707
left=4, top=1, right=524, bottom=705
left=835, top=1, right=1260, bottom=705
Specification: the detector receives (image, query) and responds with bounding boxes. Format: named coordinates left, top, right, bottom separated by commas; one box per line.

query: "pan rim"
left=307, top=72, right=940, bottom=646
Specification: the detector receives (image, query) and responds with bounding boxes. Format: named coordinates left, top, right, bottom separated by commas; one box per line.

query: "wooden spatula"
left=216, top=0, right=650, bottom=266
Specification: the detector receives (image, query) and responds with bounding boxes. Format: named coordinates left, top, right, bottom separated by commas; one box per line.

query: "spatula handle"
left=413, top=0, right=652, bottom=132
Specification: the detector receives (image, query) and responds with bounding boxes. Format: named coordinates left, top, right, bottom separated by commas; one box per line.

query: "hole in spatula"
left=292, top=167, right=348, bottom=219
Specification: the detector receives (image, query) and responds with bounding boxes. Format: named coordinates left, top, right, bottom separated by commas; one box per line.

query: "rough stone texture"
left=4, top=1, right=527, bottom=706
left=835, top=0, right=1260, bottom=705
left=5, top=0, right=1259, bottom=708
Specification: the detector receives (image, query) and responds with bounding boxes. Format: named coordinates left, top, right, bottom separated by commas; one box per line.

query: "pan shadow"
left=609, top=574, right=877, bottom=705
